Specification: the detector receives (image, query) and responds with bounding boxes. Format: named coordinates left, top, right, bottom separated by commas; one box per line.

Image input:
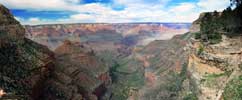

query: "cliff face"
left=186, top=12, right=242, bottom=100
left=187, top=36, right=242, bottom=100
left=189, top=12, right=209, bottom=33
left=0, top=4, right=55, bottom=99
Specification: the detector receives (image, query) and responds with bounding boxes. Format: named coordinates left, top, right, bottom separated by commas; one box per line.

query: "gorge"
left=0, top=1, right=242, bottom=100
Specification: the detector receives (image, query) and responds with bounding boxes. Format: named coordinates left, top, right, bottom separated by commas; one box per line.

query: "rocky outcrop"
left=0, top=4, right=55, bottom=99
left=186, top=10, right=242, bottom=99
left=187, top=35, right=242, bottom=100
left=189, top=13, right=206, bottom=33
left=189, top=12, right=223, bottom=33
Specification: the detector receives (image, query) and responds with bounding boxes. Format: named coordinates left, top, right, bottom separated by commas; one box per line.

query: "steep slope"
left=0, top=4, right=55, bottom=99
left=0, top=4, right=112, bottom=100
left=109, top=54, right=145, bottom=100
left=107, top=24, right=194, bottom=100
left=43, top=40, right=111, bottom=100
left=131, top=9, right=242, bottom=100
left=186, top=11, right=242, bottom=100
left=129, top=33, right=197, bottom=100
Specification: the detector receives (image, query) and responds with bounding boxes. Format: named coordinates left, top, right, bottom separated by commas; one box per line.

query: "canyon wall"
left=0, top=4, right=111, bottom=100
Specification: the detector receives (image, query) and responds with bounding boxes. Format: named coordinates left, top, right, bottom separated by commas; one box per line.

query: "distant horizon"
left=23, top=22, right=192, bottom=26
left=0, top=0, right=230, bottom=25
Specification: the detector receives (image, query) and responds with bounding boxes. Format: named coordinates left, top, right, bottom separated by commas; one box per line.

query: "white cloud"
left=19, top=17, right=43, bottom=25
left=29, top=18, right=40, bottom=22
left=0, top=0, right=87, bottom=12
left=114, top=0, right=171, bottom=7
left=66, top=0, right=81, bottom=3
left=1, top=0, right=231, bottom=24
left=170, top=3, right=196, bottom=12
left=197, top=0, right=230, bottom=12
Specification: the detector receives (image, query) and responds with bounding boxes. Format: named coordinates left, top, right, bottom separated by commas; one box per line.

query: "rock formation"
left=0, top=4, right=55, bottom=99
left=186, top=12, right=242, bottom=100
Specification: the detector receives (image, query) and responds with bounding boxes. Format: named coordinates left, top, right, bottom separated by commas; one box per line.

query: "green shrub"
left=109, top=62, right=119, bottom=83
left=197, top=45, right=204, bottom=55
left=207, top=32, right=222, bottom=44
left=183, top=93, right=198, bottom=100
left=194, top=32, right=201, bottom=39
left=110, top=57, right=145, bottom=100
left=199, top=12, right=223, bottom=44
left=239, top=63, right=242, bottom=70
left=167, top=63, right=188, bottom=92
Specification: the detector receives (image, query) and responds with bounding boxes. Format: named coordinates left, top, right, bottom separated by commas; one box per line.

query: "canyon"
left=1, top=2, right=242, bottom=100
left=24, top=22, right=190, bottom=52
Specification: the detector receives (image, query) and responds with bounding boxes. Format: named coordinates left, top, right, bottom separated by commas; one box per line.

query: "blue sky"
left=0, top=0, right=230, bottom=25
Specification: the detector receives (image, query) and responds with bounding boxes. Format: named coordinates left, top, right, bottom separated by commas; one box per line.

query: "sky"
left=0, top=0, right=230, bottom=25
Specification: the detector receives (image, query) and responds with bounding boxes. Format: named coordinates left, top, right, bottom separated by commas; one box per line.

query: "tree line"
left=195, top=0, right=242, bottom=44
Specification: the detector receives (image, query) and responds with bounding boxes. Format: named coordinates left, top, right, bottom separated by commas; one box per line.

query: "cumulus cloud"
left=0, top=0, right=231, bottom=24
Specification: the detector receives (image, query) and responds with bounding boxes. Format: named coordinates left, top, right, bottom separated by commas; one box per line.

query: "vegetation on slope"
left=110, top=56, right=145, bottom=100
left=223, top=75, right=242, bottom=100
left=195, top=0, right=242, bottom=44
left=142, top=63, right=198, bottom=100
left=0, top=33, right=53, bottom=99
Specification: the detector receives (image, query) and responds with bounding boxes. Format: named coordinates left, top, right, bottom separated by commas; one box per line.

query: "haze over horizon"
left=0, top=0, right=230, bottom=25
